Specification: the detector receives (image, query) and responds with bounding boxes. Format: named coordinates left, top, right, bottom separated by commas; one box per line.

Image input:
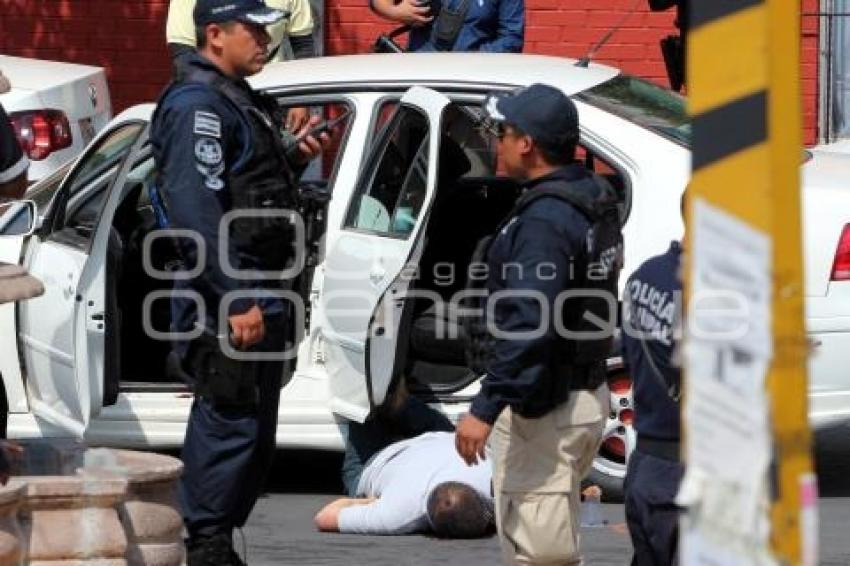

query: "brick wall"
left=325, top=0, right=822, bottom=144
left=0, top=0, right=821, bottom=144
left=0, top=0, right=172, bottom=114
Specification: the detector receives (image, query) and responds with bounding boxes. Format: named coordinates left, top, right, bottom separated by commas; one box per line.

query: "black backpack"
left=463, top=173, right=624, bottom=376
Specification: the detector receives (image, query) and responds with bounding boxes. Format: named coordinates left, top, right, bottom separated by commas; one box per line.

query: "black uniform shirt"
left=470, top=164, right=593, bottom=424
left=621, top=241, right=682, bottom=442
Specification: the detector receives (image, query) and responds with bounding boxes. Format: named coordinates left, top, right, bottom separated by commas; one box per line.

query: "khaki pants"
left=491, top=387, right=608, bottom=565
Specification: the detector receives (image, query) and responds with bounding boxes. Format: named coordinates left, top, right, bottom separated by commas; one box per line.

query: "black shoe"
left=186, top=533, right=240, bottom=566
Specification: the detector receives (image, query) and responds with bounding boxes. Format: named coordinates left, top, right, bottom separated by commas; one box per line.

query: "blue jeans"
left=625, top=449, right=684, bottom=566
left=340, top=396, right=454, bottom=496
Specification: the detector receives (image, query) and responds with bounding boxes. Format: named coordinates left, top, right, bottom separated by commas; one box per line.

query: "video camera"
left=373, top=25, right=410, bottom=54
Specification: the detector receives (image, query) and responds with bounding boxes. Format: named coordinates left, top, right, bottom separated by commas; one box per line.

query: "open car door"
left=18, top=121, right=147, bottom=436
left=319, top=86, right=451, bottom=422
left=0, top=234, right=31, bottom=416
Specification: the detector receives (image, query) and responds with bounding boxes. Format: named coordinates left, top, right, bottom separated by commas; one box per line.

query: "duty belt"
left=637, top=435, right=680, bottom=462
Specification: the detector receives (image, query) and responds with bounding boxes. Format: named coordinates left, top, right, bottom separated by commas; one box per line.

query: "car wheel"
left=587, top=364, right=635, bottom=502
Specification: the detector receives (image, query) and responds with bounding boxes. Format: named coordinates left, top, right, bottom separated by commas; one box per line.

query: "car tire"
left=585, top=361, right=634, bottom=503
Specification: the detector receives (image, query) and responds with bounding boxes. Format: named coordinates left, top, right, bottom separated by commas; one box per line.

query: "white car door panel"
left=18, top=121, right=146, bottom=436
left=321, top=86, right=450, bottom=422
left=19, top=239, right=89, bottom=435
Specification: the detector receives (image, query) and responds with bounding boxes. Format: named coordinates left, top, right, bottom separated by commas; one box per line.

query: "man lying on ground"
left=314, top=431, right=494, bottom=537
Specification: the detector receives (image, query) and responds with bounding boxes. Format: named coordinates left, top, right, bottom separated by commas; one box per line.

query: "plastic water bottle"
left=580, top=485, right=606, bottom=528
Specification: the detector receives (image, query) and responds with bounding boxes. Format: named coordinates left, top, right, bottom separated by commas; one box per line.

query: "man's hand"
left=314, top=496, right=377, bottom=532
left=293, top=115, right=331, bottom=164
left=390, top=0, right=433, bottom=26
left=228, top=304, right=265, bottom=350
left=455, top=414, right=492, bottom=466
left=285, top=106, right=310, bottom=132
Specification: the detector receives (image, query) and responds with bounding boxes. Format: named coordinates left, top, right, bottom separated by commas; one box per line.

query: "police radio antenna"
left=575, top=0, right=642, bottom=68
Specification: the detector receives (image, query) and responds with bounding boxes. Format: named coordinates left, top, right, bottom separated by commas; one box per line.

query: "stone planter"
left=19, top=475, right=128, bottom=565
left=88, top=450, right=184, bottom=566
left=0, top=483, right=24, bottom=566
left=10, top=441, right=184, bottom=565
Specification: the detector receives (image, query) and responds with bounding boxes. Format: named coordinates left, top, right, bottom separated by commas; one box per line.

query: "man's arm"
left=478, top=0, right=524, bottom=53
left=314, top=497, right=377, bottom=532
left=153, top=89, right=261, bottom=334
left=318, top=487, right=428, bottom=535
left=370, top=0, right=433, bottom=27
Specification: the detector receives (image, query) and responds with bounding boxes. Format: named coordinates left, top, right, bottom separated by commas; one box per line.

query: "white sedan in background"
left=0, top=55, right=112, bottom=182
left=0, top=53, right=846, bottom=499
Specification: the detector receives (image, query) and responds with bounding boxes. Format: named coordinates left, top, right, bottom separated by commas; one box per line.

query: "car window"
left=50, top=122, right=145, bottom=248
left=440, top=104, right=497, bottom=178
left=346, top=105, right=429, bottom=237
left=275, top=100, right=353, bottom=189
left=25, top=162, right=71, bottom=212
left=576, top=74, right=690, bottom=147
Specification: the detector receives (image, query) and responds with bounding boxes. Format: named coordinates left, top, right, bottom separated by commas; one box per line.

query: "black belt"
left=567, top=363, right=606, bottom=392
left=637, top=436, right=680, bottom=462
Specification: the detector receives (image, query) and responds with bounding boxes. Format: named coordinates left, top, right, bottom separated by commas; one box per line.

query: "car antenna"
left=575, top=0, right=641, bottom=68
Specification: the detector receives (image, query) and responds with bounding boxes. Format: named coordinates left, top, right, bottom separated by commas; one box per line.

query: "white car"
left=0, top=53, right=845, bottom=498
left=0, top=55, right=112, bottom=182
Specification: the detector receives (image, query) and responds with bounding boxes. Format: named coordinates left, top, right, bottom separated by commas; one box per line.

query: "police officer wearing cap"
left=455, top=83, right=623, bottom=565
left=621, top=197, right=685, bottom=565
left=150, top=0, right=328, bottom=562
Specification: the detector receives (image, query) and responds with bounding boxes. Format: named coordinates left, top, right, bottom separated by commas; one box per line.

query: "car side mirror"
left=0, top=200, right=38, bottom=237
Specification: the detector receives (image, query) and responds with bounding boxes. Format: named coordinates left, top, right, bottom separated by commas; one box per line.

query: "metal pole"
left=683, top=1, right=814, bottom=563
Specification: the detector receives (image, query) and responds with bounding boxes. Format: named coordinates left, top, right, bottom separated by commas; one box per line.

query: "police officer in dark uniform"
left=455, top=84, right=623, bottom=564
left=621, top=228, right=685, bottom=565
left=149, top=0, right=328, bottom=562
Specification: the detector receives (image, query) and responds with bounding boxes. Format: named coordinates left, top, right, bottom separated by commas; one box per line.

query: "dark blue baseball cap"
left=482, top=83, right=579, bottom=149
left=194, top=0, right=287, bottom=27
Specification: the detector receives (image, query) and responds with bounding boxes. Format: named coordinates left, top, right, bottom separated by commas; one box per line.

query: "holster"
left=432, top=0, right=471, bottom=51
left=183, top=333, right=259, bottom=409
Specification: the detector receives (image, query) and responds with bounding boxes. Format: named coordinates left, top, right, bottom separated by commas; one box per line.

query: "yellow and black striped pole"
left=687, top=1, right=813, bottom=564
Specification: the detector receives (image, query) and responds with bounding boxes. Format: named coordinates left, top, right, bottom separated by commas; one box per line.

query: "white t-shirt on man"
left=337, top=432, right=493, bottom=535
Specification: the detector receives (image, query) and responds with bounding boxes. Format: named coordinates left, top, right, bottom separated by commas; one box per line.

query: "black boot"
left=186, top=532, right=241, bottom=566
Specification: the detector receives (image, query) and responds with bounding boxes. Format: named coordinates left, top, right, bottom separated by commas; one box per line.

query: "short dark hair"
left=508, top=123, right=576, bottom=167
left=426, top=481, right=494, bottom=539
left=196, top=21, right=237, bottom=49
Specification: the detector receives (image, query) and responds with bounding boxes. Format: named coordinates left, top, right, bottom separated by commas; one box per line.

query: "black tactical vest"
left=464, top=171, right=624, bottom=389
left=154, top=62, right=299, bottom=272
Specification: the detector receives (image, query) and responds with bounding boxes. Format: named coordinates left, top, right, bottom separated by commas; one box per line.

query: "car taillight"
left=831, top=224, right=850, bottom=281
left=9, top=109, right=72, bottom=161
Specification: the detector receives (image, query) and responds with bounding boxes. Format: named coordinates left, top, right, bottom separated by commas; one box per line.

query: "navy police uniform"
left=469, top=163, right=617, bottom=424
left=150, top=35, right=299, bottom=545
left=621, top=241, right=684, bottom=566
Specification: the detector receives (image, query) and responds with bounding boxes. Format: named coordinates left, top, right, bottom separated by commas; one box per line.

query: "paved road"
left=237, top=424, right=850, bottom=565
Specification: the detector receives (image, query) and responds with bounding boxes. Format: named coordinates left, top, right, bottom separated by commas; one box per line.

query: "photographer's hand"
left=387, top=0, right=432, bottom=27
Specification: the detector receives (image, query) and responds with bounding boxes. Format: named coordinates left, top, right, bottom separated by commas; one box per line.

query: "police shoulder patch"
left=194, top=110, right=221, bottom=138
left=195, top=137, right=223, bottom=166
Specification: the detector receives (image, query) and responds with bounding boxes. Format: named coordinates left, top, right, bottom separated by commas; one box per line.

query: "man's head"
left=482, top=83, right=579, bottom=180
left=194, top=0, right=287, bottom=77
left=426, top=481, right=494, bottom=539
